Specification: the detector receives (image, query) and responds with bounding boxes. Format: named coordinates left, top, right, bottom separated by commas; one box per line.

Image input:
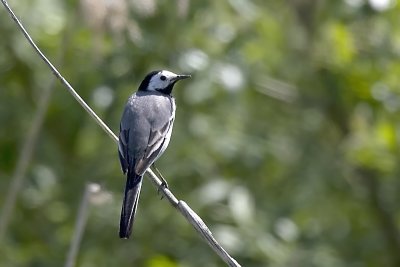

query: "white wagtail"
left=118, top=70, right=190, bottom=238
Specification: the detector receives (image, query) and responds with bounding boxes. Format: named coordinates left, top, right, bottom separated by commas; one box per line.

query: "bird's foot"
left=157, top=180, right=169, bottom=199
left=160, top=177, right=169, bottom=189
left=152, top=164, right=169, bottom=199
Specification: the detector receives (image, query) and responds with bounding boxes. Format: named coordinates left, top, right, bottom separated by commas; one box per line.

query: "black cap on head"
left=138, top=70, right=161, bottom=91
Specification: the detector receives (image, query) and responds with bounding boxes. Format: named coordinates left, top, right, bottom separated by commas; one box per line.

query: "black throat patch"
left=156, top=82, right=176, bottom=95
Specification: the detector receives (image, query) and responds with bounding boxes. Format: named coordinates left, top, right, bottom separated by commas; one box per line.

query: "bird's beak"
left=174, top=74, right=191, bottom=81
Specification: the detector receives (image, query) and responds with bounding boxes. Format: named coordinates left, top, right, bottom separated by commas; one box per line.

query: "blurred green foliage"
left=1, top=0, right=400, bottom=266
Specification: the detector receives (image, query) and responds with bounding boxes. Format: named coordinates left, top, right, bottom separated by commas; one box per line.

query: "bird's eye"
left=160, top=75, right=166, bottom=81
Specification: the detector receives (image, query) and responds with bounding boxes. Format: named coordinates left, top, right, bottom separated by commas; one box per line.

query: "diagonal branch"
left=0, top=1, right=241, bottom=266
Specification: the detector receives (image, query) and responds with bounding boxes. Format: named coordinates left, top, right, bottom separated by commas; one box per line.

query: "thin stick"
left=64, top=183, right=99, bottom=267
left=178, top=201, right=241, bottom=267
left=0, top=11, right=69, bottom=242
left=0, top=1, right=241, bottom=266
left=1, top=0, right=117, bottom=142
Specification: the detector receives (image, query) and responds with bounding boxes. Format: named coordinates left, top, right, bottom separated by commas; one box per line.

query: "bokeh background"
left=1, top=0, right=400, bottom=266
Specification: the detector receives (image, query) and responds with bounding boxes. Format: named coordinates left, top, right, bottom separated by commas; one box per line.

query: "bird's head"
left=138, top=70, right=191, bottom=95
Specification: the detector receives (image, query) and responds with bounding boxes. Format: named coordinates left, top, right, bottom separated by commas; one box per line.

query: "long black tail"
left=119, top=171, right=143, bottom=239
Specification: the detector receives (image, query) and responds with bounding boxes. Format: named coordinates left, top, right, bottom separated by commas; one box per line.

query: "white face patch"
left=147, top=70, right=179, bottom=92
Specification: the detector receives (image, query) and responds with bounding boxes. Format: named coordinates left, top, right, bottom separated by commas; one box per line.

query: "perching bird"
left=118, top=70, right=190, bottom=239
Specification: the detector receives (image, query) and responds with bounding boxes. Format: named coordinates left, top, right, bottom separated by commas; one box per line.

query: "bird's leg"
left=151, top=164, right=169, bottom=198
left=152, top=164, right=169, bottom=188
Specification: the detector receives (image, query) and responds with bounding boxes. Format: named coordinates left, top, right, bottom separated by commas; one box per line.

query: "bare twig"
left=1, top=0, right=117, bottom=142
left=64, top=183, right=100, bottom=267
left=178, top=202, right=241, bottom=267
left=0, top=9, right=71, bottom=242
left=1, top=1, right=241, bottom=266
